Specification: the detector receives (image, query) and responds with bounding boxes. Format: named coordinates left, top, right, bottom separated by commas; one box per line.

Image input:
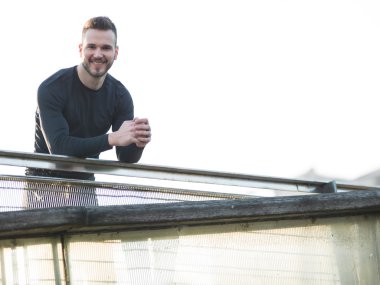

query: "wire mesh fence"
left=0, top=175, right=252, bottom=212
left=1, top=213, right=380, bottom=285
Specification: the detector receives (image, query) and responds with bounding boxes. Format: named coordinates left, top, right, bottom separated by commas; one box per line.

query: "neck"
left=76, top=64, right=105, bottom=90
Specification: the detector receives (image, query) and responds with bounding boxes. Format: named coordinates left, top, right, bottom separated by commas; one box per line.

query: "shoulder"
left=103, top=74, right=134, bottom=116
left=39, top=66, right=76, bottom=92
left=37, top=66, right=76, bottom=104
left=104, top=73, right=132, bottom=101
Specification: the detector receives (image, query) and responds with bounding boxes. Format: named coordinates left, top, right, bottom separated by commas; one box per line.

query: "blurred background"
left=1, top=0, right=380, bottom=185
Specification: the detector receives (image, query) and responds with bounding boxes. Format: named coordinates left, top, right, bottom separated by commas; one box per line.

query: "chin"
left=90, top=69, right=107, bottom=78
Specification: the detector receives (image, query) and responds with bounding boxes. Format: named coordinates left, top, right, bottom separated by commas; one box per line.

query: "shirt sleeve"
left=37, top=85, right=112, bottom=158
left=111, top=86, right=144, bottom=163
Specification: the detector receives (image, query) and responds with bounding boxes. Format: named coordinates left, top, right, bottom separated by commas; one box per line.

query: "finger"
left=135, top=124, right=151, bottom=132
left=136, top=130, right=151, bottom=138
left=134, top=118, right=149, bottom=124
left=137, top=136, right=151, bottom=144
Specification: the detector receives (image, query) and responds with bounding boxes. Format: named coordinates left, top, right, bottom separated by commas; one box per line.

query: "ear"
left=114, top=45, right=119, bottom=60
left=79, top=43, right=83, bottom=56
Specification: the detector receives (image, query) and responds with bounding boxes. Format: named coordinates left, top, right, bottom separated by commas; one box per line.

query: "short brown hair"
left=82, top=16, right=117, bottom=44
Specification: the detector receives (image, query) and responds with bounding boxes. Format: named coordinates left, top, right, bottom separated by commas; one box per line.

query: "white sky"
left=1, top=0, right=380, bottom=181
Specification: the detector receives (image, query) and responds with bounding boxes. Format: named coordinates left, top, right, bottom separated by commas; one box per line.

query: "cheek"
left=81, top=50, right=91, bottom=60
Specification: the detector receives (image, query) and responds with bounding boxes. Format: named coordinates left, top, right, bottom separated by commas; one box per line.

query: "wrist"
left=108, top=133, right=115, bottom=147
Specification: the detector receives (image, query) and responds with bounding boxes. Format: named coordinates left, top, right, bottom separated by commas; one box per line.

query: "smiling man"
left=25, top=16, right=151, bottom=207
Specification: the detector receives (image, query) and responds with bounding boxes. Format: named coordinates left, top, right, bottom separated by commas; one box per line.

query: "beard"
left=82, top=59, right=113, bottom=78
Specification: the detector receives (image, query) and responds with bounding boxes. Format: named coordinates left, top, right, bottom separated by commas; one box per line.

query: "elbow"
left=117, top=152, right=142, bottom=163
left=48, top=140, right=85, bottom=158
left=48, top=136, right=74, bottom=156
left=49, top=142, right=76, bottom=157
left=48, top=143, right=67, bottom=156
left=116, top=145, right=143, bottom=163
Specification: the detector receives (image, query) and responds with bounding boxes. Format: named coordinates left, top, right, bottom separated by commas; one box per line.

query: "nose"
left=93, top=47, right=103, bottom=58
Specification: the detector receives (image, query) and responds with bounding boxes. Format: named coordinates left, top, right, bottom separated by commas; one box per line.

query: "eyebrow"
left=86, top=43, right=114, bottom=49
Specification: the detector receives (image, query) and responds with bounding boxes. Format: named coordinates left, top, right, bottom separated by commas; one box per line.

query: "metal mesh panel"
left=0, top=238, right=65, bottom=284
left=0, top=213, right=379, bottom=284
left=65, top=214, right=380, bottom=284
left=0, top=175, right=251, bottom=211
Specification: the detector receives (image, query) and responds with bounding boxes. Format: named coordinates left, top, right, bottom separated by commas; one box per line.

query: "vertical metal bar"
left=51, top=239, right=62, bottom=285
left=11, top=246, right=18, bottom=285
left=60, top=235, right=70, bottom=285
left=23, top=245, right=30, bottom=285
left=0, top=248, right=6, bottom=285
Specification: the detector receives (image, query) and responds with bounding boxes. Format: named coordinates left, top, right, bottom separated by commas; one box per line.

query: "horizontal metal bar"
left=0, top=189, right=380, bottom=238
left=0, top=150, right=376, bottom=193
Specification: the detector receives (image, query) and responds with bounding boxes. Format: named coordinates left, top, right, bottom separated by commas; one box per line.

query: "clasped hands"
left=108, top=117, right=151, bottom=148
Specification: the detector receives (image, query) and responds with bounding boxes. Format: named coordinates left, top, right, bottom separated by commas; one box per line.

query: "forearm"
left=39, top=110, right=112, bottom=157
left=48, top=133, right=112, bottom=158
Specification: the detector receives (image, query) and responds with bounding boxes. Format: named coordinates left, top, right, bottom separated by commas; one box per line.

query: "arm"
left=109, top=118, right=151, bottom=162
left=38, top=85, right=112, bottom=158
left=110, top=90, right=151, bottom=163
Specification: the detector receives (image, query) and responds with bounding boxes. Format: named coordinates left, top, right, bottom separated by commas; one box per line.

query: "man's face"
left=79, top=29, right=118, bottom=78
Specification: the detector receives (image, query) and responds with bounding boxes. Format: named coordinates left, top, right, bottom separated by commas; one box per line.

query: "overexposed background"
left=1, top=0, right=380, bottom=180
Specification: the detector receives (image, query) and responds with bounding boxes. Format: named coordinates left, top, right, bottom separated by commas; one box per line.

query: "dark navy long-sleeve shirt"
left=26, top=66, right=143, bottom=180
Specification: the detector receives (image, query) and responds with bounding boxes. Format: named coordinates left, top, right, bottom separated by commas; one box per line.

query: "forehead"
left=82, top=29, right=116, bottom=46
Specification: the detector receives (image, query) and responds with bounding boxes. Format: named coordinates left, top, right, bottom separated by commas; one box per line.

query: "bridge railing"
left=0, top=149, right=376, bottom=197
left=0, top=150, right=379, bottom=284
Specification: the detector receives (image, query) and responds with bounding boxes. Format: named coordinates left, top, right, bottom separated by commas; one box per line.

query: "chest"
left=63, top=89, right=115, bottom=136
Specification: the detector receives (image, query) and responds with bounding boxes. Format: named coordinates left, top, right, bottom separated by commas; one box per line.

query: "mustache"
left=89, top=55, right=107, bottom=63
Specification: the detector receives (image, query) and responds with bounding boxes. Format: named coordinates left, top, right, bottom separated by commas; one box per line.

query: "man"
left=25, top=16, right=151, bottom=207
